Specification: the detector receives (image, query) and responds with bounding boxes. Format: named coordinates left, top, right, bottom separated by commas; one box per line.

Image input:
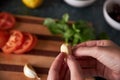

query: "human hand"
left=73, top=40, right=120, bottom=80
left=47, top=53, right=84, bottom=80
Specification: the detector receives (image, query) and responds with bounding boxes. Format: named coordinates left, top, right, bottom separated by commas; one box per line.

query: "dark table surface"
left=0, top=0, right=120, bottom=45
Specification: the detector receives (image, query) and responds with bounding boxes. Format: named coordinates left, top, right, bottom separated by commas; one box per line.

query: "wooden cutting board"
left=0, top=15, right=99, bottom=80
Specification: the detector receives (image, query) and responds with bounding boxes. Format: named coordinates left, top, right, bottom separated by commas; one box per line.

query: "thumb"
left=67, top=55, right=84, bottom=80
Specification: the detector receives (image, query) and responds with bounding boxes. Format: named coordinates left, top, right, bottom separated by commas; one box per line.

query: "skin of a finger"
left=73, top=46, right=120, bottom=72
left=111, top=72, right=120, bottom=80
left=72, top=40, right=115, bottom=57
left=47, top=53, right=66, bottom=80
left=73, top=40, right=120, bottom=80
left=96, top=47, right=120, bottom=73
left=60, top=62, right=68, bottom=80
left=104, top=67, right=120, bottom=80
left=73, top=46, right=98, bottom=57
left=73, top=39, right=120, bottom=72
left=74, top=46, right=120, bottom=80
left=96, top=61, right=105, bottom=77
left=73, top=40, right=118, bottom=49
left=67, top=55, right=84, bottom=80
left=64, top=69, right=70, bottom=80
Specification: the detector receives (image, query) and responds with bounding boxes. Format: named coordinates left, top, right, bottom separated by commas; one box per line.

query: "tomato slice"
left=14, top=33, right=34, bottom=54
left=27, top=35, right=38, bottom=52
left=0, top=12, right=16, bottom=30
left=2, top=30, right=24, bottom=54
left=0, top=30, right=10, bottom=48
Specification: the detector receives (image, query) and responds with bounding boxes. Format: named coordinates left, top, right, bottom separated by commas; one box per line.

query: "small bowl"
left=64, top=0, right=96, bottom=8
left=103, top=0, right=120, bottom=30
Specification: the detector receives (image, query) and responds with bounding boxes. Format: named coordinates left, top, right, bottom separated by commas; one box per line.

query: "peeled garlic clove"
left=23, top=64, right=40, bottom=79
left=60, top=43, right=72, bottom=55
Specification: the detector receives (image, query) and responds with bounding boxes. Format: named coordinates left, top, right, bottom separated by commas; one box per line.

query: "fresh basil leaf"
left=43, top=14, right=109, bottom=46
left=73, top=21, right=95, bottom=42
left=44, top=18, right=55, bottom=26
left=63, top=29, right=74, bottom=43
left=61, top=13, right=69, bottom=23
left=72, top=33, right=81, bottom=45
left=55, top=23, right=69, bottom=32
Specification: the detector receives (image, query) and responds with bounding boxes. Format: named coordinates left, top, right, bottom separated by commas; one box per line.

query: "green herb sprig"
left=44, top=13, right=109, bottom=46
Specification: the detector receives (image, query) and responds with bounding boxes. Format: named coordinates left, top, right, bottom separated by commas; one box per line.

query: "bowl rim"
left=64, top=0, right=96, bottom=7
left=103, top=0, right=120, bottom=30
left=65, top=0, right=95, bottom=2
left=71, top=0, right=95, bottom=1
left=103, top=0, right=120, bottom=24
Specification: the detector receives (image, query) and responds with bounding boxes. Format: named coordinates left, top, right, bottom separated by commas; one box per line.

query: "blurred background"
left=0, top=0, right=120, bottom=45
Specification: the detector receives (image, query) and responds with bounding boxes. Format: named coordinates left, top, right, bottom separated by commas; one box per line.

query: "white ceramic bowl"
left=103, top=0, right=120, bottom=30
left=64, top=0, right=96, bottom=8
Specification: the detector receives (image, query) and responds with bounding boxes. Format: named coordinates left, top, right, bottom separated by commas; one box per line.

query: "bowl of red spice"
left=103, top=0, right=120, bottom=30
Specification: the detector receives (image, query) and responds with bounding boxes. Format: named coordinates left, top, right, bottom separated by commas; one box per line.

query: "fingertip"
left=57, top=52, right=67, bottom=59
left=67, top=55, right=75, bottom=61
left=60, top=52, right=67, bottom=56
left=66, top=55, right=84, bottom=80
left=60, top=52, right=67, bottom=58
left=66, top=55, right=78, bottom=68
left=50, top=53, right=67, bottom=71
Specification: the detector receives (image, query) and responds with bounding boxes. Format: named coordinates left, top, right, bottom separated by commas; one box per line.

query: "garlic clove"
left=60, top=43, right=72, bottom=55
left=23, top=64, right=41, bottom=80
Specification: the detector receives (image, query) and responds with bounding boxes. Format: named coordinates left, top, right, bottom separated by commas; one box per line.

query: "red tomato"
left=14, top=33, right=34, bottom=54
left=27, top=35, right=38, bottom=52
left=2, top=30, right=24, bottom=54
left=0, top=30, right=10, bottom=48
left=0, top=12, right=16, bottom=30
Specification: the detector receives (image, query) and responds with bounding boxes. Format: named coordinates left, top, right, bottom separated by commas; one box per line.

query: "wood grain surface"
left=0, top=15, right=98, bottom=80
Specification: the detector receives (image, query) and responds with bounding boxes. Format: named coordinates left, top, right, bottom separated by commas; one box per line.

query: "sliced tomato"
left=2, top=30, right=24, bottom=54
left=0, top=30, right=10, bottom=48
left=14, top=32, right=34, bottom=54
left=0, top=12, right=16, bottom=30
left=27, top=35, right=38, bottom=52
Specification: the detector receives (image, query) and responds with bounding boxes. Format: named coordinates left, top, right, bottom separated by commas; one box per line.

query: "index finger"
left=74, top=40, right=118, bottom=48
left=49, top=52, right=66, bottom=73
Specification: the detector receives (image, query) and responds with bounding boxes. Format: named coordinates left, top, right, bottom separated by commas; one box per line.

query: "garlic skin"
left=23, top=64, right=40, bottom=80
left=60, top=43, right=72, bottom=55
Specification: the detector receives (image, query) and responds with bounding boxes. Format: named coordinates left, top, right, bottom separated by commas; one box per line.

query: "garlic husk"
left=23, top=64, right=41, bottom=80
left=60, top=43, right=72, bottom=55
